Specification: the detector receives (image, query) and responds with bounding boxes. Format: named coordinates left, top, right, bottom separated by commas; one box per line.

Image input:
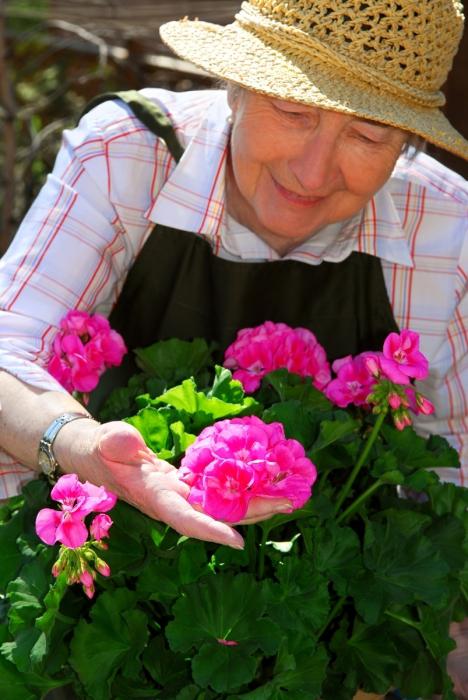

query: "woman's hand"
left=54, top=420, right=291, bottom=549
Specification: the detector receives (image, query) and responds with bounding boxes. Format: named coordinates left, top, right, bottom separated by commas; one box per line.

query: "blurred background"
left=1, top=0, right=467, bottom=254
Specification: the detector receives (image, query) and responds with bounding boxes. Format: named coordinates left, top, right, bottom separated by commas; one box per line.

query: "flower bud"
left=83, top=584, right=95, bottom=599
left=80, top=570, right=94, bottom=587
left=365, top=356, right=381, bottom=378
left=416, top=393, right=435, bottom=415
left=96, top=560, right=111, bottom=577
left=388, top=393, right=402, bottom=410
left=393, top=410, right=412, bottom=431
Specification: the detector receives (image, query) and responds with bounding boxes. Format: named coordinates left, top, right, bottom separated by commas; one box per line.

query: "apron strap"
left=79, top=89, right=184, bottom=163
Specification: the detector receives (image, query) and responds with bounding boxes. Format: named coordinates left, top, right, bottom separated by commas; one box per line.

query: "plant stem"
left=317, top=596, right=346, bottom=640
left=246, top=526, right=257, bottom=574
left=333, top=410, right=387, bottom=516
left=257, top=529, right=269, bottom=579
left=336, top=480, right=383, bottom=525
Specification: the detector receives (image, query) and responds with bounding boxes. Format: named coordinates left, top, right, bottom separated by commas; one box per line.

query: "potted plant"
left=1, top=323, right=466, bottom=700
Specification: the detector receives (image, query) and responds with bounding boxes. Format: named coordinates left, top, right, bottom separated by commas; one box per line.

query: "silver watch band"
left=38, top=412, right=92, bottom=480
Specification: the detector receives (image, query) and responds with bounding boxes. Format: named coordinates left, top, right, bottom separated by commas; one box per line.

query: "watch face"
left=38, top=447, right=54, bottom=477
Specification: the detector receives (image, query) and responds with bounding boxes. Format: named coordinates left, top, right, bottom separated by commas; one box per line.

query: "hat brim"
left=160, top=19, right=468, bottom=162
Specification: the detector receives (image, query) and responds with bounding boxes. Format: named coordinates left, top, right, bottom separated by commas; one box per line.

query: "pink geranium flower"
left=47, top=310, right=127, bottom=396
left=379, top=330, right=429, bottom=384
left=325, top=353, right=377, bottom=408
left=224, top=321, right=331, bottom=393
left=35, top=474, right=116, bottom=549
left=179, top=415, right=317, bottom=522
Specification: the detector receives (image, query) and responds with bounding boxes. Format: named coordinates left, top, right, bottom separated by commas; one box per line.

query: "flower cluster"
left=224, top=321, right=331, bottom=393
left=47, top=310, right=127, bottom=396
left=324, top=330, right=434, bottom=429
left=35, top=474, right=116, bottom=598
left=179, top=415, right=317, bottom=522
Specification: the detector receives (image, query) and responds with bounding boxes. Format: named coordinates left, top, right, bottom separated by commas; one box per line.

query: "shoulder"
left=77, top=88, right=229, bottom=148
left=391, top=150, right=468, bottom=210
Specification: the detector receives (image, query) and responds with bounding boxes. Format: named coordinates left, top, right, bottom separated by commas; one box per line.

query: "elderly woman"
left=0, top=0, right=467, bottom=694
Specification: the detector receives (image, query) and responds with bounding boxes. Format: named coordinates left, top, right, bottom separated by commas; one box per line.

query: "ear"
left=226, top=82, right=243, bottom=114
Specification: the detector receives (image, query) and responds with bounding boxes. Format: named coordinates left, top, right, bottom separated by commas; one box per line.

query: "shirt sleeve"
left=0, top=99, right=170, bottom=497
left=412, top=223, right=468, bottom=486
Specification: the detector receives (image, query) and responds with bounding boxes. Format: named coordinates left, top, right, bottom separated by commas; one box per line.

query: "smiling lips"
left=272, top=176, right=324, bottom=207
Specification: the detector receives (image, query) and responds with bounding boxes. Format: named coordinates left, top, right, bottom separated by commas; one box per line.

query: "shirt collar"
left=146, top=92, right=413, bottom=269
left=146, top=91, right=231, bottom=241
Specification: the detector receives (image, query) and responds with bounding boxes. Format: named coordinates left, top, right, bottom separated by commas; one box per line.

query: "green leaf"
left=351, top=513, right=450, bottom=623
left=380, top=424, right=460, bottom=470
left=262, top=401, right=319, bottom=447
left=0, top=510, right=24, bottom=594
left=70, top=589, right=149, bottom=700
left=142, top=635, right=189, bottom=689
left=266, top=558, right=330, bottom=636
left=170, top=420, right=196, bottom=456
left=332, top=621, right=398, bottom=693
left=207, top=365, right=247, bottom=403
left=192, top=642, right=258, bottom=692
left=157, top=379, right=258, bottom=430
left=427, top=482, right=468, bottom=519
left=6, top=556, right=53, bottom=634
left=134, top=338, right=213, bottom=384
left=270, top=645, right=328, bottom=699
left=166, top=574, right=280, bottom=655
left=311, top=412, right=360, bottom=452
left=0, top=654, right=37, bottom=700
left=264, top=369, right=331, bottom=410
left=1, top=627, right=42, bottom=673
left=235, top=644, right=328, bottom=700
left=424, top=514, right=467, bottom=571
left=136, top=558, right=181, bottom=603
left=311, top=521, right=363, bottom=596
left=175, top=686, right=201, bottom=700
left=372, top=445, right=443, bottom=490
left=103, top=501, right=151, bottom=575
left=125, top=407, right=171, bottom=453
left=177, top=541, right=210, bottom=585
left=35, top=572, right=69, bottom=635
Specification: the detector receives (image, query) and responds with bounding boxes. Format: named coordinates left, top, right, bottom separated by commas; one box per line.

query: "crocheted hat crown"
left=160, top=0, right=468, bottom=160
left=239, top=0, right=464, bottom=107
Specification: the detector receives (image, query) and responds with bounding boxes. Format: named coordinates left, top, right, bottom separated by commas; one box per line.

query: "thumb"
left=97, top=421, right=149, bottom=464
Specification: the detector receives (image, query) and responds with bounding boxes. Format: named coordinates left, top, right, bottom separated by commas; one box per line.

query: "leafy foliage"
left=0, top=338, right=466, bottom=699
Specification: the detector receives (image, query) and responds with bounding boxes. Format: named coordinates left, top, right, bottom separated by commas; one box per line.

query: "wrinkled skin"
left=226, top=90, right=407, bottom=255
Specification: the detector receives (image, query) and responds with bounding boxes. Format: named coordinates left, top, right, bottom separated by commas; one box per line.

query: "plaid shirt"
left=0, top=88, right=467, bottom=498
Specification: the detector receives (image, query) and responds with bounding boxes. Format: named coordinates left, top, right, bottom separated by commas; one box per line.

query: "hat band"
left=235, top=3, right=445, bottom=109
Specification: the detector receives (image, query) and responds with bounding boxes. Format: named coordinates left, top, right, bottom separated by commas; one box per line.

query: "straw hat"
left=160, top=0, right=468, bottom=161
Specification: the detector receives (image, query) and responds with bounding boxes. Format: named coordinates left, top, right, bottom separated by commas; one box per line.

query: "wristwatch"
left=38, top=412, right=92, bottom=481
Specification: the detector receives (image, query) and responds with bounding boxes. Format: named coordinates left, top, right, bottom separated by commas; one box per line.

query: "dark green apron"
left=82, top=91, right=398, bottom=392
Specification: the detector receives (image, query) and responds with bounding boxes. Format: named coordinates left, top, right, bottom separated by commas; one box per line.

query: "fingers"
left=236, top=496, right=292, bottom=525
left=152, top=488, right=244, bottom=549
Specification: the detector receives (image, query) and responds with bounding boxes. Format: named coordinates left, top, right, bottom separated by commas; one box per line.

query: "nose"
left=288, top=125, right=342, bottom=194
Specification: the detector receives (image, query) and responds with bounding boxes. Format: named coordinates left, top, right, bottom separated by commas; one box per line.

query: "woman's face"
left=226, top=90, right=407, bottom=255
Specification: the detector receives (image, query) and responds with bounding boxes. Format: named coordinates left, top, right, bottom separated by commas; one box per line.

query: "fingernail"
left=231, top=541, right=245, bottom=550
left=275, top=503, right=293, bottom=513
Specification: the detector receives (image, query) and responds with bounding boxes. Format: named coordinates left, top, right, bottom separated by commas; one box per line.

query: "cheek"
left=230, top=128, right=275, bottom=194
left=342, top=149, right=400, bottom=198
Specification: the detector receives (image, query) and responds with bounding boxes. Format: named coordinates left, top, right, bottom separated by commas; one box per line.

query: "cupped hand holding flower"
left=51, top=419, right=289, bottom=550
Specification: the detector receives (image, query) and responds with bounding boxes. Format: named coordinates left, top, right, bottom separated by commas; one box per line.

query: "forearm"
left=0, top=369, right=97, bottom=472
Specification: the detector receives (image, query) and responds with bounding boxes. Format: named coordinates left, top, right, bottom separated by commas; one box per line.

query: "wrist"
left=52, top=415, right=101, bottom=480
